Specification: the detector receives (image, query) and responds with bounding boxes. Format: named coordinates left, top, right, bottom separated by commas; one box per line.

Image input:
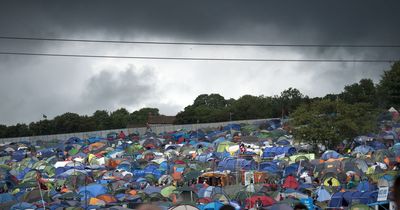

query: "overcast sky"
left=0, top=0, right=399, bottom=125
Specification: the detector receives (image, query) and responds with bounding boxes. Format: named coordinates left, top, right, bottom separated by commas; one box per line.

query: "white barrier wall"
left=0, top=118, right=274, bottom=144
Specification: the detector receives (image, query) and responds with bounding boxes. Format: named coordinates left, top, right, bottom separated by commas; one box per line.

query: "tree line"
left=0, top=61, right=399, bottom=139
left=0, top=108, right=159, bottom=138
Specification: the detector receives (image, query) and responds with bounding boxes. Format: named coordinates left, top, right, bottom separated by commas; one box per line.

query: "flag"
left=42, top=114, right=47, bottom=119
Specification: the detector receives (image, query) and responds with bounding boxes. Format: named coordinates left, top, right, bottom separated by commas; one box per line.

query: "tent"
left=356, top=181, right=377, bottom=192
left=78, top=184, right=108, bottom=200
left=142, top=138, right=162, bottom=149
left=323, top=177, right=340, bottom=187
left=321, top=150, right=341, bottom=160
left=353, top=145, right=375, bottom=155
left=198, top=186, right=225, bottom=198
left=350, top=204, right=374, bottom=210
left=262, top=146, right=296, bottom=158
left=283, top=175, right=299, bottom=189
left=0, top=193, right=14, bottom=203
left=377, top=174, right=394, bottom=187
left=216, top=141, right=236, bottom=153
left=269, top=203, right=293, bottom=210
left=169, top=205, right=200, bottom=210
left=245, top=195, right=276, bottom=209
left=10, top=202, right=37, bottom=210
left=200, top=201, right=224, bottom=210
left=329, top=191, right=378, bottom=208
left=161, top=186, right=176, bottom=197
left=276, top=139, right=291, bottom=146
left=217, top=158, right=256, bottom=171
left=315, top=186, right=331, bottom=202
left=329, top=192, right=346, bottom=208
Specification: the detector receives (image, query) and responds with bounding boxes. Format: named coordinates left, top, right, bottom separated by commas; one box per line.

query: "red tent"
left=283, top=175, right=299, bottom=189
left=245, top=195, right=276, bottom=208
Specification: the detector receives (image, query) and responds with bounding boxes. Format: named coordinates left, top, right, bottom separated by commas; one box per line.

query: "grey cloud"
left=81, top=65, right=156, bottom=111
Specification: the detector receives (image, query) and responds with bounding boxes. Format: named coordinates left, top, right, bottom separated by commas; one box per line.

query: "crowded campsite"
left=0, top=112, right=399, bottom=210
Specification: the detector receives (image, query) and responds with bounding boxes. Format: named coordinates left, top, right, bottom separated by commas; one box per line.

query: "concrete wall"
left=0, top=118, right=274, bottom=144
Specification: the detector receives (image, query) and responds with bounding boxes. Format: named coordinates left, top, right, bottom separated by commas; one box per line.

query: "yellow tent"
left=323, top=177, right=340, bottom=187
left=216, top=141, right=236, bottom=153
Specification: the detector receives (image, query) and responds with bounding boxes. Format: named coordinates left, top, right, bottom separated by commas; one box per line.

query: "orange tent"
left=107, top=159, right=122, bottom=168
left=128, top=190, right=137, bottom=196
left=89, top=142, right=106, bottom=151
left=97, top=194, right=117, bottom=204
left=89, top=197, right=106, bottom=206
left=172, top=172, right=182, bottom=181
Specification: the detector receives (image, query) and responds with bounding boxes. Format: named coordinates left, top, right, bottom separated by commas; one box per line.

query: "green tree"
left=0, top=124, right=7, bottom=138
left=129, top=107, right=159, bottom=124
left=92, top=110, right=111, bottom=130
left=377, top=61, right=400, bottom=108
left=193, top=94, right=227, bottom=109
left=110, top=108, right=130, bottom=129
left=175, top=94, right=229, bottom=123
left=279, top=88, right=306, bottom=116
left=230, top=95, right=272, bottom=120
left=340, top=79, right=376, bottom=104
left=291, top=100, right=379, bottom=149
left=53, top=113, right=82, bottom=133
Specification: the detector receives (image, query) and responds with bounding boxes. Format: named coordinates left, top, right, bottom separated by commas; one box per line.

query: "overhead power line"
left=0, top=51, right=396, bottom=62
left=1, top=36, right=400, bottom=48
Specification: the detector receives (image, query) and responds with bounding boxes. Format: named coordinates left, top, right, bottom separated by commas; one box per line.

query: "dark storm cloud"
left=1, top=0, right=400, bottom=44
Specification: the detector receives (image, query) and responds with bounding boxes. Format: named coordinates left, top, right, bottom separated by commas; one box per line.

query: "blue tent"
left=194, top=142, right=211, bottom=149
left=217, top=158, right=256, bottom=171
left=37, top=148, right=55, bottom=158
left=329, top=192, right=346, bottom=208
left=298, top=183, right=314, bottom=190
left=10, top=202, right=37, bottom=210
left=214, top=151, right=231, bottom=159
left=330, top=191, right=377, bottom=206
left=260, top=163, right=280, bottom=174
left=321, top=150, right=341, bottom=160
left=358, top=191, right=378, bottom=204
left=0, top=193, right=14, bottom=203
left=87, top=136, right=102, bottom=144
left=172, top=132, right=186, bottom=141
left=200, top=201, right=224, bottom=210
left=195, top=153, right=214, bottom=163
left=262, top=146, right=296, bottom=158
left=368, top=141, right=386, bottom=150
left=190, top=130, right=206, bottom=139
left=142, top=165, right=163, bottom=179
left=284, top=163, right=299, bottom=176
left=12, top=150, right=26, bottom=162
left=264, top=119, right=282, bottom=130
left=66, top=137, right=82, bottom=144
left=353, top=145, right=375, bottom=155
left=78, top=183, right=108, bottom=200
left=276, top=139, right=291, bottom=146
left=207, top=130, right=224, bottom=138
left=315, top=186, right=331, bottom=202
left=356, top=181, right=377, bottom=192
left=223, top=124, right=241, bottom=131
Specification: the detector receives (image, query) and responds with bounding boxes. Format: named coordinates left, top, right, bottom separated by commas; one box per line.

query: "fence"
left=0, top=118, right=274, bottom=144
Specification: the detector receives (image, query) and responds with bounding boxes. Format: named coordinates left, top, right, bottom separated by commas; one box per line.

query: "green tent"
left=216, top=141, right=236, bottom=153
left=161, top=186, right=176, bottom=197
left=350, top=204, right=373, bottom=210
